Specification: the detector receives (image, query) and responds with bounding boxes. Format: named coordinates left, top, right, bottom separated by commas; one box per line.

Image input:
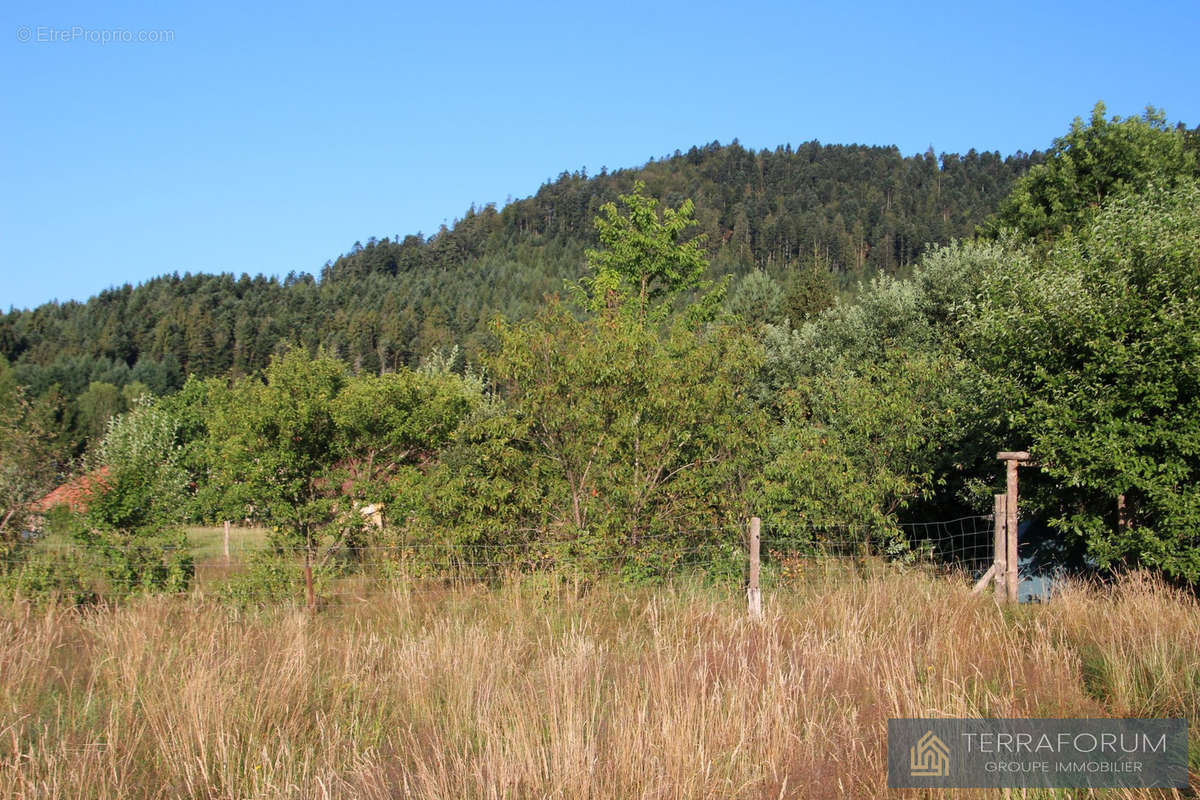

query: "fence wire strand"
left=2, top=514, right=1005, bottom=595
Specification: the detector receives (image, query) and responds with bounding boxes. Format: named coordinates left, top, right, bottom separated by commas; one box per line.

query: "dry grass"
left=0, top=569, right=1195, bottom=799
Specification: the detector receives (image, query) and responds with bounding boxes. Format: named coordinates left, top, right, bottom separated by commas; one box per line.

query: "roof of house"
left=32, top=467, right=110, bottom=513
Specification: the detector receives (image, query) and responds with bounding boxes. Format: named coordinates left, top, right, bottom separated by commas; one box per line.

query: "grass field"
left=0, top=569, right=1196, bottom=799
left=185, top=525, right=271, bottom=562
left=32, top=524, right=269, bottom=562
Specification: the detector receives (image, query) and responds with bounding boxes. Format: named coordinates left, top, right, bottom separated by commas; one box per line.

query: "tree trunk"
left=304, top=548, right=315, bottom=612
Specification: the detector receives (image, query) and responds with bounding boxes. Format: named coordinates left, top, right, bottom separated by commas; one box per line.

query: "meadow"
left=0, top=568, right=1196, bottom=799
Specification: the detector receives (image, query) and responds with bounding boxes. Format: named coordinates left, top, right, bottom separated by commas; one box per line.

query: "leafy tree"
left=81, top=397, right=193, bottom=594
left=488, top=300, right=765, bottom=577
left=759, top=238, right=1017, bottom=526
left=414, top=398, right=548, bottom=547
left=727, top=270, right=784, bottom=326
left=970, top=183, right=1200, bottom=583
left=478, top=190, right=766, bottom=577
left=781, top=262, right=836, bottom=327
left=214, top=349, right=347, bottom=609
left=75, top=381, right=125, bottom=443
left=760, top=352, right=967, bottom=549
left=581, top=180, right=714, bottom=318
left=331, top=367, right=481, bottom=506
left=0, top=359, right=55, bottom=544
left=991, top=103, right=1197, bottom=242
left=159, top=374, right=254, bottom=524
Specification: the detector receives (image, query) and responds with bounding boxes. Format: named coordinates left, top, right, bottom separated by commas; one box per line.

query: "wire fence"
left=2, top=515, right=1002, bottom=596
left=762, top=515, right=997, bottom=577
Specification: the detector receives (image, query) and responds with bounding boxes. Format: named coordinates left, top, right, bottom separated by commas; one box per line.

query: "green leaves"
left=79, top=396, right=193, bottom=595
left=761, top=352, right=963, bottom=542
left=582, top=180, right=713, bottom=318
left=991, top=103, right=1197, bottom=242
left=970, top=183, right=1200, bottom=582
left=87, top=396, right=188, bottom=536
left=475, top=298, right=765, bottom=566
left=0, top=359, right=55, bottom=544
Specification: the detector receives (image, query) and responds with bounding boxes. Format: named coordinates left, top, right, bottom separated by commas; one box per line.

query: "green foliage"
left=331, top=367, right=481, bottom=503
left=781, top=263, right=836, bottom=326
left=87, top=399, right=188, bottom=533
left=992, top=103, right=1197, bottom=242
left=727, top=270, right=783, bottom=326
left=0, top=549, right=95, bottom=605
left=583, top=180, right=711, bottom=316
left=760, top=353, right=966, bottom=543
left=75, top=381, right=125, bottom=443
left=0, top=359, right=55, bottom=544
left=215, top=551, right=337, bottom=609
left=480, top=299, right=765, bottom=576
left=970, top=183, right=1200, bottom=582
left=215, top=349, right=347, bottom=553
left=416, top=399, right=547, bottom=542
left=79, top=397, right=194, bottom=595
left=760, top=237, right=1019, bottom=399
left=158, top=375, right=243, bottom=522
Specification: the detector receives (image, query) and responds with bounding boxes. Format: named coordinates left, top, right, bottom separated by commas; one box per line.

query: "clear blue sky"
left=3, top=0, right=1197, bottom=311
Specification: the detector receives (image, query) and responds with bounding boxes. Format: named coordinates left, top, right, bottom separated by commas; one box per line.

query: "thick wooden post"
left=997, top=451, right=1030, bottom=604
left=223, top=519, right=231, bottom=563
left=1005, top=460, right=1019, bottom=603
left=748, top=516, right=762, bottom=620
left=993, top=494, right=1006, bottom=601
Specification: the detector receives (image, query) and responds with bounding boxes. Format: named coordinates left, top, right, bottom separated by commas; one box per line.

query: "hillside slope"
left=1, top=139, right=1039, bottom=386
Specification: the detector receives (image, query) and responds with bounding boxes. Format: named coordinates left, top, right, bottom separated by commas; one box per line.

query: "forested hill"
left=1, top=139, right=1040, bottom=389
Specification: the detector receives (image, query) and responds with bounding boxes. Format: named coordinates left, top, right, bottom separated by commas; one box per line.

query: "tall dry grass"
left=0, top=570, right=1195, bottom=799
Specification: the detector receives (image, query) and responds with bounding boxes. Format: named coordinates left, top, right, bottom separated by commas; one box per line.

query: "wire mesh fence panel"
left=2, top=515, right=1003, bottom=599
left=760, top=516, right=997, bottom=582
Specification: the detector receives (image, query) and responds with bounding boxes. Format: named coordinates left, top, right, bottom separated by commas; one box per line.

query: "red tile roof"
left=32, top=467, right=110, bottom=513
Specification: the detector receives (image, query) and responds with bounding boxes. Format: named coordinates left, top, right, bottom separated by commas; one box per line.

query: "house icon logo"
left=910, top=730, right=950, bottom=777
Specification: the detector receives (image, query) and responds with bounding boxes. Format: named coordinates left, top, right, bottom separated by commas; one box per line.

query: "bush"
left=215, top=552, right=338, bottom=610
left=0, top=548, right=95, bottom=605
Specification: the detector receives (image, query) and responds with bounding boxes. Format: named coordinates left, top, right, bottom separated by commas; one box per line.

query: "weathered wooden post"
left=972, top=494, right=1008, bottom=596
left=748, top=516, right=762, bottom=620
left=223, top=519, right=231, bottom=563
left=993, top=494, right=1006, bottom=601
left=997, top=451, right=1031, bottom=603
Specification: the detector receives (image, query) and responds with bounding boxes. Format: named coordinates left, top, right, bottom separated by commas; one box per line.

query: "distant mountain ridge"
left=1, top=139, right=1040, bottom=386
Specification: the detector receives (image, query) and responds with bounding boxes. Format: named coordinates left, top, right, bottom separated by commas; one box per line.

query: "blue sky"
left=3, top=0, right=1198, bottom=311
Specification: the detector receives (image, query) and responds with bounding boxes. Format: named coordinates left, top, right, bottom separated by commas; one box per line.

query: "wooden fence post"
left=748, top=516, right=762, bottom=620
left=223, top=519, right=231, bottom=563
left=993, top=494, right=1006, bottom=601
left=997, top=451, right=1031, bottom=604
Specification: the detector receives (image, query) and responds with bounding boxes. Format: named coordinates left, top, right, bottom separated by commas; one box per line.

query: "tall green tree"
left=490, top=301, right=764, bottom=555
left=215, top=349, right=347, bottom=609
left=582, top=180, right=713, bottom=318
left=475, top=184, right=766, bottom=578
left=782, top=262, right=835, bottom=326
left=81, top=398, right=193, bottom=594
left=971, top=183, right=1200, bottom=583
left=991, top=102, right=1197, bottom=242
left=0, top=359, right=55, bottom=544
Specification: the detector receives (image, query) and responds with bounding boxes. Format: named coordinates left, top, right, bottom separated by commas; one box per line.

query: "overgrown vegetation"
left=3, top=103, right=1199, bottom=606
left=0, top=140, right=1040, bottom=462
left=1, top=105, right=1199, bottom=799
left=0, top=572, right=1195, bottom=798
